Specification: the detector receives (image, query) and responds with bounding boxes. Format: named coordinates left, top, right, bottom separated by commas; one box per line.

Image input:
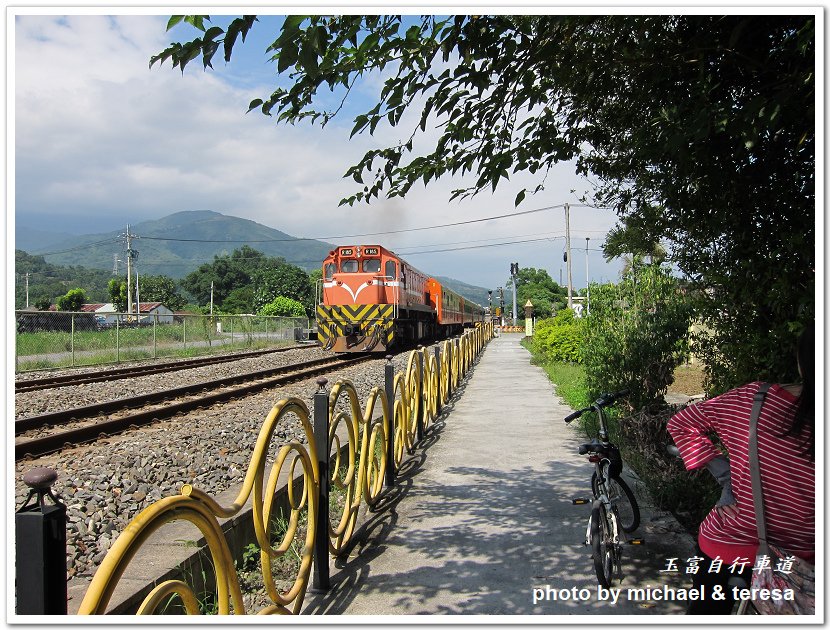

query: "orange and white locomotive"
left=316, top=245, right=485, bottom=352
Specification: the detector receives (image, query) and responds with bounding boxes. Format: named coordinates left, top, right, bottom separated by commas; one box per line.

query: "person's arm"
left=667, top=400, right=721, bottom=470
left=704, top=454, right=737, bottom=512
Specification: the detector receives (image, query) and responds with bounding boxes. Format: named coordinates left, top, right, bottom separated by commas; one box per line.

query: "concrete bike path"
left=302, top=334, right=696, bottom=617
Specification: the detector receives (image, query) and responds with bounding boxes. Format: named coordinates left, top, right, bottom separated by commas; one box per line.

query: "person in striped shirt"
left=667, top=326, right=814, bottom=614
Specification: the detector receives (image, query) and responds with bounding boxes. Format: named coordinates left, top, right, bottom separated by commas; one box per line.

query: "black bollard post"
left=447, top=339, right=454, bottom=399
left=311, top=377, right=330, bottom=593
left=384, top=356, right=396, bottom=488
left=415, top=346, right=424, bottom=444
left=16, top=467, right=68, bottom=615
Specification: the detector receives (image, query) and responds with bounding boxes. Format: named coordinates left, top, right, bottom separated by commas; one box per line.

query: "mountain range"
left=17, top=211, right=334, bottom=278
left=15, top=210, right=492, bottom=306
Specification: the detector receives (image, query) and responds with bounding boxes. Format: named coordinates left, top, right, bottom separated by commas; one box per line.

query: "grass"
left=15, top=329, right=293, bottom=373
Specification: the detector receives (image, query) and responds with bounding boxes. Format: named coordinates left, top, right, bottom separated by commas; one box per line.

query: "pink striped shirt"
left=667, top=382, right=814, bottom=561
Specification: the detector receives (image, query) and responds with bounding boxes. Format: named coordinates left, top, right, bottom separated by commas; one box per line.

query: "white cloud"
left=13, top=13, right=623, bottom=290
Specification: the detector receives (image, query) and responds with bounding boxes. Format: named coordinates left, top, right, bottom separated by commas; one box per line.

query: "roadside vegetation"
left=524, top=258, right=720, bottom=532
left=14, top=318, right=299, bottom=372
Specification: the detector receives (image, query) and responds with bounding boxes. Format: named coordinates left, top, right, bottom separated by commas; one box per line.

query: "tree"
left=15, top=250, right=113, bottom=308
left=154, top=15, right=814, bottom=390
left=252, top=264, right=315, bottom=315
left=137, top=274, right=187, bottom=311
left=180, top=246, right=279, bottom=308
left=221, top=286, right=256, bottom=314
left=582, top=259, right=694, bottom=410
left=258, top=296, right=307, bottom=318
left=108, top=279, right=128, bottom=312
left=56, top=288, right=87, bottom=312
left=511, top=267, right=567, bottom=319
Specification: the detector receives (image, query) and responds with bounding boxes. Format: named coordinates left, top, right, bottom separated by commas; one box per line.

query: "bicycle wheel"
left=592, top=472, right=640, bottom=533
left=590, top=504, right=615, bottom=588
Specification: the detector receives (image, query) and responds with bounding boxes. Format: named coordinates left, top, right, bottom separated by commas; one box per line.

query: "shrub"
left=531, top=308, right=584, bottom=363
left=56, top=288, right=87, bottom=312
left=582, top=259, right=693, bottom=411
left=258, top=296, right=307, bottom=318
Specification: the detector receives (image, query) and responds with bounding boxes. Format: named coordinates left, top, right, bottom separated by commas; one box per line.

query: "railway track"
left=14, top=344, right=318, bottom=393
left=15, top=353, right=370, bottom=461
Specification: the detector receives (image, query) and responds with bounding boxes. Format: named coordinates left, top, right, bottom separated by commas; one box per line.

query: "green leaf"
left=298, top=44, right=319, bottom=73
left=277, top=44, right=298, bottom=73
left=360, top=32, right=381, bottom=53
left=166, top=16, right=185, bottom=31
left=203, top=26, right=224, bottom=42
left=184, top=15, right=209, bottom=32
left=515, top=189, right=526, bottom=206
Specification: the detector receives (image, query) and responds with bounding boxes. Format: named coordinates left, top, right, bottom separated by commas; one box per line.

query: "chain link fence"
left=15, top=311, right=312, bottom=373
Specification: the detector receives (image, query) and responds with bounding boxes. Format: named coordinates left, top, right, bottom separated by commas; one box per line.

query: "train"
left=316, top=245, right=486, bottom=352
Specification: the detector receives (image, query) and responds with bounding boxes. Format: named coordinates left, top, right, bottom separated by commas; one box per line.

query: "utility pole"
left=210, top=281, right=214, bottom=316
left=585, top=237, right=590, bottom=316
left=564, top=203, right=573, bottom=309
left=24, top=273, right=29, bottom=308
left=123, top=225, right=139, bottom=318
left=125, top=225, right=133, bottom=317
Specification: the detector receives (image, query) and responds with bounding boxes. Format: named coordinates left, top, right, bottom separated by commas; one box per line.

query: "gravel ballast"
left=14, top=344, right=445, bottom=589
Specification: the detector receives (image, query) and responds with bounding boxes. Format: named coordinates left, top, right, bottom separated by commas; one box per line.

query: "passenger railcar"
left=316, top=245, right=485, bottom=352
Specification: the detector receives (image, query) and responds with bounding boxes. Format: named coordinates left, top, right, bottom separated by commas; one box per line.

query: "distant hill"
left=433, top=275, right=492, bottom=308
left=15, top=226, right=77, bottom=253
left=14, top=250, right=114, bottom=309
left=21, top=210, right=335, bottom=278
left=14, top=210, right=494, bottom=308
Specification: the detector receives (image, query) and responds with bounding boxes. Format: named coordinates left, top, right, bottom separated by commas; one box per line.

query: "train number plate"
left=340, top=248, right=353, bottom=256
left=363, top=247, right=379, bottom=255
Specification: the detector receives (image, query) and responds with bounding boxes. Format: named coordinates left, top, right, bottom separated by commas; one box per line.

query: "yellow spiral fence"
left=75, top=323, right=494, bottom=616
left=78, top=399, right=318, bottom=616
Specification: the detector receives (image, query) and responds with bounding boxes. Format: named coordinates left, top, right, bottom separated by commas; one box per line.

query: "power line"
left=137, top=202, right=600, bottom=244
left=29, top=237, right=121, bottom=257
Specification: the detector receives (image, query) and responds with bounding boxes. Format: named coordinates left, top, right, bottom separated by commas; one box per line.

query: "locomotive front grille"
left=316, top=304, right=395, bottom=350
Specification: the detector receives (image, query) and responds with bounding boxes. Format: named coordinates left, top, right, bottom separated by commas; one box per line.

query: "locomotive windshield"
left=341, top=259, right=358, bottom=273
left=324, top=263, right=335, bottom=280
left=362, top=259, right=381, bottom=273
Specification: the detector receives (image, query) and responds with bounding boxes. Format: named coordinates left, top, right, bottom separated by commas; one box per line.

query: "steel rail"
left=15, top=344, right=319, bottom=393
left=15, top=354, right=371, bottom=461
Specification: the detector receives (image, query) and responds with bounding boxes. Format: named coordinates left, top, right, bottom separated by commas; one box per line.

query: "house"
left=136, top=302, right=174, bottom=324
left=80, top=303, right=174, bottom=325
left=81, top=303, right=118, bottom=325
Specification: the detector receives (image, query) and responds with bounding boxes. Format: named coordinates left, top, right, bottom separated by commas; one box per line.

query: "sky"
left=13, top=10, right=628, bottom=291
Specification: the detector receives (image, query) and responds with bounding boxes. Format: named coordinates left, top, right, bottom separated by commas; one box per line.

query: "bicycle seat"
left=578, top=440, right=623, bottom=477
left=578, top=439, right=608, bottom=455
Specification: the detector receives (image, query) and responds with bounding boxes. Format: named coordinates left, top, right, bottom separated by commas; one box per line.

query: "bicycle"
left=565, top=389, right=641, bottom=588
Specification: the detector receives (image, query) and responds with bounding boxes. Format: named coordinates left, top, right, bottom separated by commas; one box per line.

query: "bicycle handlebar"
left=563, top=389, right=630, bottom=424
